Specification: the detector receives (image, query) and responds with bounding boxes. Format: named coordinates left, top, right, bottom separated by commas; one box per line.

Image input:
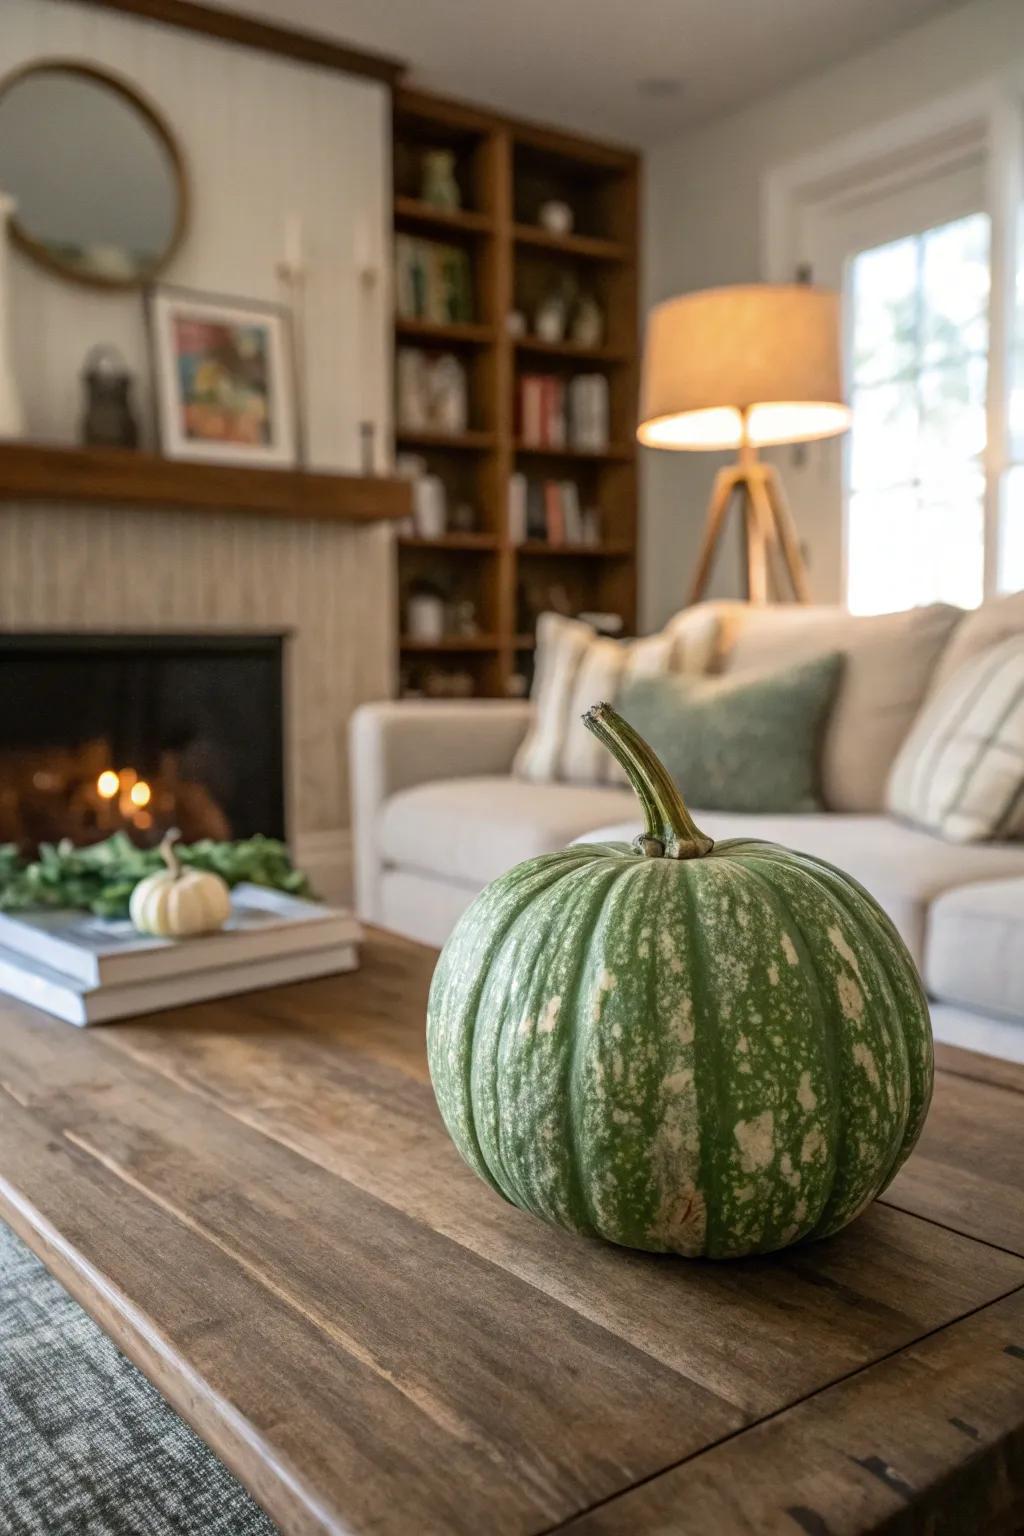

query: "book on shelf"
left=394, top=235, right=473, bottom=325
left=0, top=884, right=361, bottom=1026
left=567, top=374, right=610, bottom=451
left=518, top=372, right=609, bottom=451
left=514, top=478, right=598, bottom=546
left=544, top=481, right=564, bottom=545
left=518, top=374, right=565, bottom=448
left=508, top=472, right=527, bottom=545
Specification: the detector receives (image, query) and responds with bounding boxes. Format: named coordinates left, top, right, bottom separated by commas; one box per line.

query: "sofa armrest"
left=348, top=700, right=532, bottom=922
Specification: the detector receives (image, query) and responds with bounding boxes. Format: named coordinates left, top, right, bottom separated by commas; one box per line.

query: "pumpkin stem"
left=159, top=828, right=183, bottom=880
left=583, top=702, right=714, bottom=860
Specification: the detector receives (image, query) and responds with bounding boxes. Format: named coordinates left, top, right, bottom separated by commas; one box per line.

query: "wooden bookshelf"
left=393, top=87, right=639, bottom=700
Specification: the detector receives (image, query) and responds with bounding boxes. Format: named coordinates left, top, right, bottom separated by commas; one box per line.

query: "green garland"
left=0, top=834, right=314, bottom=919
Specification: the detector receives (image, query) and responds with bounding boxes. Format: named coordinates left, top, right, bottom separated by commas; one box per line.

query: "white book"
left=0, top=940, right=359, bottom=1027
left=508, top=472, right=527, bottom=544
left=0, top=884, right=360, bottom=989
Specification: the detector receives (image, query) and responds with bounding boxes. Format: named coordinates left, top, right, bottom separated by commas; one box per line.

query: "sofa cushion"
left=714, top=602, right=962, bottom=814
left=379, top=776, right=634, bottom=889
left=925, top=879, right=1024, bottom=1024
left=578, top=809, right=1024, bottom=966
left=888, top=636, right=1024, bottom=841
left=929, top=1002, right=1024, bottom=1064
left=931, top=588, right=1024, bottom=692
left=513, top=608, right=718, bottom=786
left=620, top=652, right=842, bottom=813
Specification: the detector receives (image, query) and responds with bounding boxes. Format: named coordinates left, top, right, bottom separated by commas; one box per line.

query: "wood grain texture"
left=0, top=443, right=411, bottom=522
left=564, top=1286, right=1024, bottom=1535
left=881, top=1062, right=1024, bottom=1257
left=0, top=930, right=1022, bottom=1535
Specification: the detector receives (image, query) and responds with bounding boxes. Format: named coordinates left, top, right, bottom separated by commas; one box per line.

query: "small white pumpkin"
left=129, top=830, right=232, bottom=938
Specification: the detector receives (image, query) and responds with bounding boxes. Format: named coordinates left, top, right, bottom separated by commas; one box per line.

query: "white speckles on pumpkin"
left=590, top=969, right=617, bottom=1023
left=734, top=1110, right=776, bottom=1173
left=663, top=1068, right=694, bottom=1094
left=517, top=1016, right=533, bottom=1036
left=801, top=1126, right=826, bottom=1164
left=796, top=1071, right=817, bottom=1112
left=837, top=971, right=865, bottom=1021
left=736, top=1035, right=749, bottom=1055
left=829, top=924, right=863, bottom=978
left=780, top=932, right=799, bottom=967
left=853, top=1041, right=880, bottom=1088
left=767, top=962, right=780, bottom=986
left=673, top=997, right=695, bottom=1046
left=538, top=996, right=561, bottom=1034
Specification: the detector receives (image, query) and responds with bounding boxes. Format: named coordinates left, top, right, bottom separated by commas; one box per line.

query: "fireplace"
left=0, top=634, right=286, bottom=856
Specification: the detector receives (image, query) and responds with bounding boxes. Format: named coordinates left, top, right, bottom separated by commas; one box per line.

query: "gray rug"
left=0, top=1219, right=278, bottom=1536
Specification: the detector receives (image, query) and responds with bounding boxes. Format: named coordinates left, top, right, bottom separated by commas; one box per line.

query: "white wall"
left=642, top=0, right=1024, bottom=628
left=3, top=0, right=391, bottom=469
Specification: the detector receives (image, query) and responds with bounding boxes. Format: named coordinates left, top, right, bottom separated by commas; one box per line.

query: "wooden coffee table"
left=0, top=929, right=1022, bottom=1535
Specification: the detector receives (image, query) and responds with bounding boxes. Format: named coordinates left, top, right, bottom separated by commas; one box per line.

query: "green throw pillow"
left=620, top=652, right=843, bottom=814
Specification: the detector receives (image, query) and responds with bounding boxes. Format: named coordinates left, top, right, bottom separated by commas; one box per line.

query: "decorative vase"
left=0, top=193, right=25, bottom=439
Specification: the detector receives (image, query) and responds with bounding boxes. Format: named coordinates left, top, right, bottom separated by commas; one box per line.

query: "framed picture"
left=147, top=285, right=298, bottom=466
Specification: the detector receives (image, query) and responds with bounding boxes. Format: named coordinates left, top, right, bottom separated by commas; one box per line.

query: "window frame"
left=762, top=76, right=1024, bottom=607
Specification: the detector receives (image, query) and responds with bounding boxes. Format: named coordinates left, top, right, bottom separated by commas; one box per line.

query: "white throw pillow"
left=513, top=608, right=719, bottom=785
left=887, top=636, right=1024, bottom=842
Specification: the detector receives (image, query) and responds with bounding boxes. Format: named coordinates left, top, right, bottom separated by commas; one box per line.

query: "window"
left=846, top=213, right=990, bottom=616
left=1002, top=200, right=1024, bottom=593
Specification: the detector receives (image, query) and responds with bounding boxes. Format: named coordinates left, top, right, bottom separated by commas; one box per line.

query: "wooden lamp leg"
left=763, top=464, right=812, bottom=603
left=742, top=480, right=768, bottom=604
left=688, top=467, right=738, bottom=605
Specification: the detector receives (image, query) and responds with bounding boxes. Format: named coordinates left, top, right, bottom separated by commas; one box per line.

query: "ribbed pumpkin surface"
left=427, top=708, right=933, bottom=1260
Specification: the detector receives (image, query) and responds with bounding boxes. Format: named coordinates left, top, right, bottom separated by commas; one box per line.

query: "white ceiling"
left=206, top=0, right=966, bottom=145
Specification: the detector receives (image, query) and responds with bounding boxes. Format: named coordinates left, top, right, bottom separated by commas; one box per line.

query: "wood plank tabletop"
left=0, top=930, right=1022, bottom=1536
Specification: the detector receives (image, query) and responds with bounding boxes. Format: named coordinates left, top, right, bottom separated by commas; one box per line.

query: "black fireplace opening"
left=0, top=634, right=286, bottom=856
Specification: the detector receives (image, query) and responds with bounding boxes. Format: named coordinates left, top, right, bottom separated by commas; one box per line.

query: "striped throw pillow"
left=513, top=608, right=719, bottom=785
left=886, top=636, right=1024, bottom=842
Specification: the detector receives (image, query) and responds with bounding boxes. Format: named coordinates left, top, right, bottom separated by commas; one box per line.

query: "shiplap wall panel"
left=0, top=0, right=397, bottom=845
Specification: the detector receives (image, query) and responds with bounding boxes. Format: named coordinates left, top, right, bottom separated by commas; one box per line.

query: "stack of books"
left=508, top=474, right=602, bottom=546
left=518, top=373, right=610, bottom=451
left=394, top=236, right=473, bottom=325
left=0, top=885, right=361, bottom=1026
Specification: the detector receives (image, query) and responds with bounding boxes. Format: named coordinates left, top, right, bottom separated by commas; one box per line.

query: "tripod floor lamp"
left=637, top=284, right=851, bottom=604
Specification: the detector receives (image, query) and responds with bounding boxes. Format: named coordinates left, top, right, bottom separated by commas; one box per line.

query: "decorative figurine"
left=80, top=345, right=139, bottom=448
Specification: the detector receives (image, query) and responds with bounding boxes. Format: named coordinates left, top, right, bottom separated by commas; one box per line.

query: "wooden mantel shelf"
left=0, top=442, right=412, bottom=524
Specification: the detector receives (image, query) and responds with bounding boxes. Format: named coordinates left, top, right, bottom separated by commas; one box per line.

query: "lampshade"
left=638, top=283, right=851, bottom=451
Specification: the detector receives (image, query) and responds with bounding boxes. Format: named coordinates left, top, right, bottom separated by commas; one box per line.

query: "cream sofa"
left=351, top=598, right=1024, bottom=1061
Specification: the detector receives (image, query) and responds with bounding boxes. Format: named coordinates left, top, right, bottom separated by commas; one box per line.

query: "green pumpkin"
left=427, top=703, right=933, bottom=1259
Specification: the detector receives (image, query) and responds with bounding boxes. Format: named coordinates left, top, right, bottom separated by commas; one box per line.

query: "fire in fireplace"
left=0, top=634, right=286, bottom=856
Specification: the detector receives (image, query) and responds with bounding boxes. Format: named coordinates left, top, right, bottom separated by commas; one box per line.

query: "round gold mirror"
left=0, top=59, right=187, bottom=289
